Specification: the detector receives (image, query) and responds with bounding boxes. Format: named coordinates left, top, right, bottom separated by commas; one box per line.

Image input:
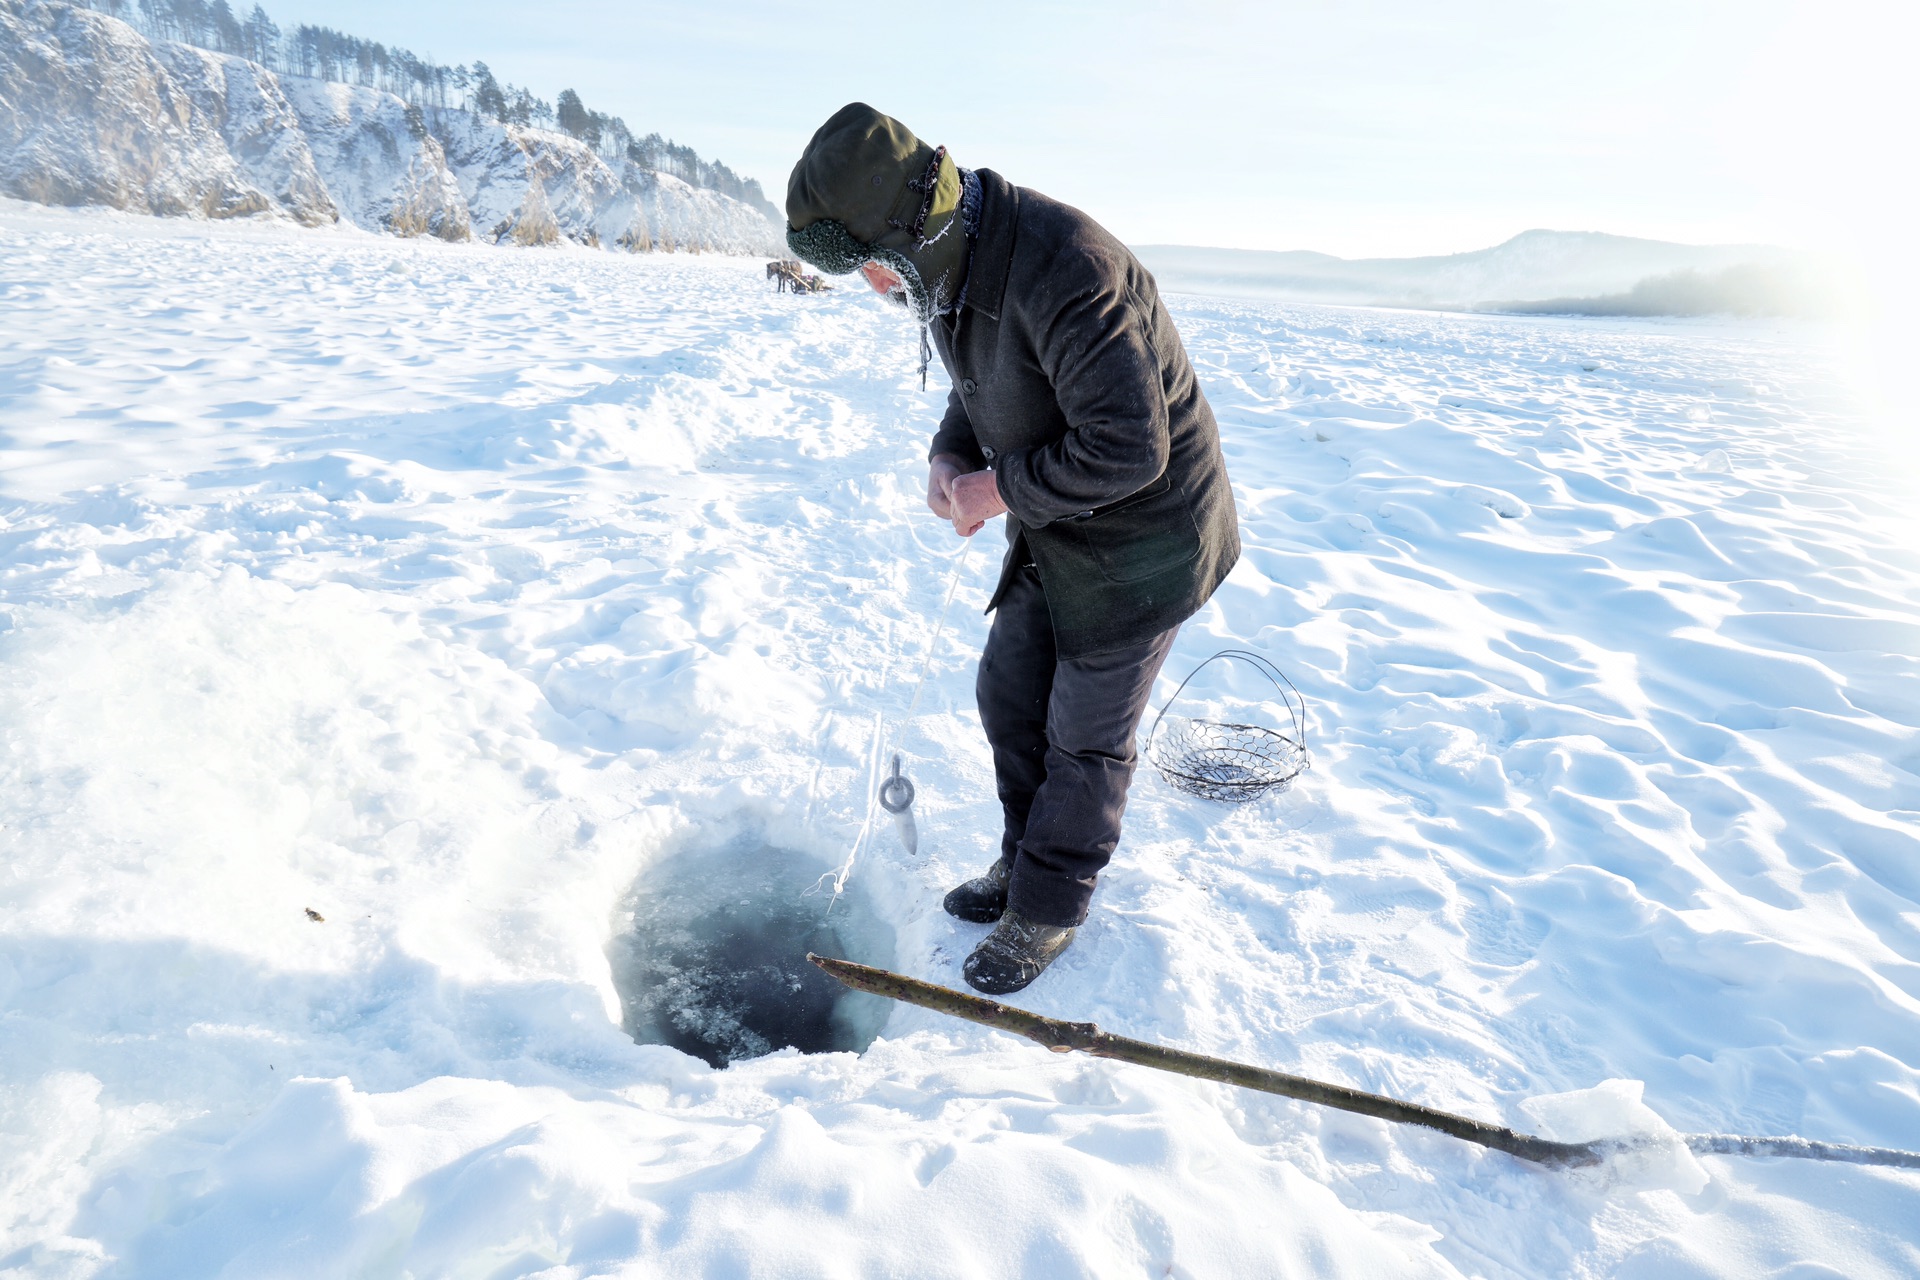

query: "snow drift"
left=0, top=0, right=782, bottom=254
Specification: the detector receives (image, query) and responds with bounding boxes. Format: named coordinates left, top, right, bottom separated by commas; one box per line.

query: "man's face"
left=859, top=261, right=909, bottom=307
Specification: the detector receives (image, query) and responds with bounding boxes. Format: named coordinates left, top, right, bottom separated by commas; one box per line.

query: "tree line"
left=65, top=0, right=773, bottom=210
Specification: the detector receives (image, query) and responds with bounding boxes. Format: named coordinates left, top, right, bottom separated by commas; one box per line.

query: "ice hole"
left=608, top=839, right=896, bottom=1068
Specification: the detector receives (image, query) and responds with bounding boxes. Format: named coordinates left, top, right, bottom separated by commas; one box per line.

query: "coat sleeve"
left=928, top=387, right=988, bottom=469
left=992, top=249, right=1169, bottom=527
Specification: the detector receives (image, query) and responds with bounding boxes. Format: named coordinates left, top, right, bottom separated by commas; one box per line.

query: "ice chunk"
left=1521, top=1079, right=1708, bottom=1193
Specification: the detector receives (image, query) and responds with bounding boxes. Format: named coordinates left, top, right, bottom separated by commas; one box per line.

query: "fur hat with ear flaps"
left=786, top=103, right=968, bottom=325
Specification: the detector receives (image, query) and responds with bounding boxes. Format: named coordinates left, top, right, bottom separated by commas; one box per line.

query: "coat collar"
left=959, top=168, right=1017, bottom=322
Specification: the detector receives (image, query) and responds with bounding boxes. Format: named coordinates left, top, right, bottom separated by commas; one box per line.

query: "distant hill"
left=1133, top=231, right=1844, bottom=318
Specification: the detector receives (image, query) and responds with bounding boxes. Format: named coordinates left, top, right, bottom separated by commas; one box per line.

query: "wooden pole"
left=809, top=957, right=1920, bottom=1172
left=808, top=954, right=1599, bottom=1167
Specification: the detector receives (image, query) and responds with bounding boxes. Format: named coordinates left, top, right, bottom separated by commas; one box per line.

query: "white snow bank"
left=1, top=205, right=1917, bottom=1277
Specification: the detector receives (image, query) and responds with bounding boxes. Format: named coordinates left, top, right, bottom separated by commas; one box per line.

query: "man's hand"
left=927, top=453, right=967, bottom=520
left=948, top=468, right=1008, bottom=537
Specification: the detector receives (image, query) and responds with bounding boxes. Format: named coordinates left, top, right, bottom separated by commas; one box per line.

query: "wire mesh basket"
left=1145, top=649, right=1310, bottom=803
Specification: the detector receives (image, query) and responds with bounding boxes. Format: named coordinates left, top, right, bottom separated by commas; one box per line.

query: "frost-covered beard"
left=786, top=215, right=963, bottom=327
left=857, top=244, right=959, bottom=327
left=927, top=263, right=961, bottom=315
left=897, top=264, right=967, bottom=324
left=872, top=253, right=947, bottom=325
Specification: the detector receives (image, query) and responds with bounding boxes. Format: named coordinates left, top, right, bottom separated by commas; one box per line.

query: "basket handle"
left=1145, top=649, right=1309, bottom=757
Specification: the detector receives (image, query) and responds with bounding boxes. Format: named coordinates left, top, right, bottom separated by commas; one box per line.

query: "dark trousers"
left=975, top=562, right=1179, bottom=927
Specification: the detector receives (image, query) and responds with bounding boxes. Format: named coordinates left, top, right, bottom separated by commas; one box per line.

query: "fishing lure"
left=877, top=753, right=918, bottom=855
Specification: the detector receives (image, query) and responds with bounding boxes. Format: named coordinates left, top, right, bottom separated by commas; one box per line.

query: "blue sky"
left=264, top=1, right=1908, bottom=260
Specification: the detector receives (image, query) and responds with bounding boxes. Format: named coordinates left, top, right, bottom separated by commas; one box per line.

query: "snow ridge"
left=0, top=0, right=782, bottom=254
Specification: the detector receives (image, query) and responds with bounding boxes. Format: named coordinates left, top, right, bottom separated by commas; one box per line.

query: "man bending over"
left=786, top=104, right=1241, bottom=994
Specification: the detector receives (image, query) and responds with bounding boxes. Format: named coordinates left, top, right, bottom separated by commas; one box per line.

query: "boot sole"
left=963, top=965, right=1035, bottom=995
left=942, top=897, right=1006, bottom=924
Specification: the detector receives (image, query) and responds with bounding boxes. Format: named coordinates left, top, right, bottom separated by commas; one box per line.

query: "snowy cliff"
left=276, top=75, right=467, bottom=240
left=0, top=0, right=783, bottom=254
left=0, top=0, right=334, bottom=222
left=431, top=108, right=781, bottom=253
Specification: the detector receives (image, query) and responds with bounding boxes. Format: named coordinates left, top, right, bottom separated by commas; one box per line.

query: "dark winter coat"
left=929, top=169, right=1240, bottom=659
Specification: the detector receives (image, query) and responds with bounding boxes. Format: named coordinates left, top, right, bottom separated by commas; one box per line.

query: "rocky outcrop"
left=434, top=110, right=606, bottom=247
left=1, top=0, right=334, bottom=222
left=430, top=109, right=783, bottom=255
left=281, top=76, right=466, bottom=241
left=180, top=48, right=334, bottom=226
left=616, top=168, right=786, bottom=256
left=0, top=0, right=782, bottom=253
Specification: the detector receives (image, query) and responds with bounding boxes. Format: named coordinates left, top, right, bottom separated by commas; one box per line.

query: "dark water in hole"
left=608, top=841, right=895, bottom=1067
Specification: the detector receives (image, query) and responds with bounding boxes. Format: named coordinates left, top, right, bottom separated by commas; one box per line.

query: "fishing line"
left=903, top=537, right=973, bottom=720
left=815, top=710, right=885, bottom=904
left=813, top=536, right=975, bottom=903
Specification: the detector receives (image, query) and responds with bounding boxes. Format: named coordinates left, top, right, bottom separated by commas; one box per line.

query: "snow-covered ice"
left=2, top=199, right=1917, bottom=1277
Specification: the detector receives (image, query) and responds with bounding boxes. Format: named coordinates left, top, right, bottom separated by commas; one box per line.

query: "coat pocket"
left=1066, top=476, right=1202, bottom=585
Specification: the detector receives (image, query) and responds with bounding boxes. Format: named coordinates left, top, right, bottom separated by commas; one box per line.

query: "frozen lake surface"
left=2, top=200, right=1916, bottom=1277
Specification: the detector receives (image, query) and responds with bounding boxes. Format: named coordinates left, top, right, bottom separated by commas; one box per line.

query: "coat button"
left=962, top=378, right=977, bottom=394
left=981, top=445, right=996, bottom=459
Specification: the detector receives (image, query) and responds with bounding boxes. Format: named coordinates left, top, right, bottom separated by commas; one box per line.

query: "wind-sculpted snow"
left=1, top=203, right=1916, bottom=1276
left=0, top=0, right=781, bottom=254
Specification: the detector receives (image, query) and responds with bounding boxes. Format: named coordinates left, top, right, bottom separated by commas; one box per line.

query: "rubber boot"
left=962, top=910, right=1076, bottom=995
left=942, top=858, right=1011, bottom=923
